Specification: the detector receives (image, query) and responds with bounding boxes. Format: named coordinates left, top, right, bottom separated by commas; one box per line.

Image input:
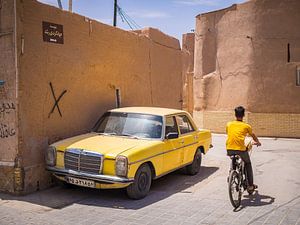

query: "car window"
left=176, top=115, right=195, bottom=135
left=165, top=116, right=178, bottom=135
left=94, top=112, right=163, bottom=139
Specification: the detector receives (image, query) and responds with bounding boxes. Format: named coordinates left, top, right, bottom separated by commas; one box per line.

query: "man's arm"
left=250, top=132, right=261, bottom=146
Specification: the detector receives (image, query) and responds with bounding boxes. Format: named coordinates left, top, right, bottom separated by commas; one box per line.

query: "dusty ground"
left=0, top=134, right=299, bottom=225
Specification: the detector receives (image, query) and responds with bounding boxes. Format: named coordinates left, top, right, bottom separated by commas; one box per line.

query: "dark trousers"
left=227, top=150, right=254, bottom=186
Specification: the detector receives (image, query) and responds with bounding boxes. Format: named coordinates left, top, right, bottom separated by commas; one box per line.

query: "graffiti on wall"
left=0, top=123, right=16, bottom=138
left=0, top=102, right=16, bottom=139
left=0, top=102, right=15, bottom=118
left=48, top=82, right=67, bottom=118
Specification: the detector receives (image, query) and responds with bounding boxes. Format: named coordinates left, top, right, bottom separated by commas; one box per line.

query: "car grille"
left=64, top=149, right=103, bottom=174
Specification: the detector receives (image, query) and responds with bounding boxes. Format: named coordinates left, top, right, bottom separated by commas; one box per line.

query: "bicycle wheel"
left=228, top=170, right=242, bottom=209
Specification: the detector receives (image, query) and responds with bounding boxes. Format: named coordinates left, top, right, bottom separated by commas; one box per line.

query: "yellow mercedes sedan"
left=45, top=107, right=212, bottom=199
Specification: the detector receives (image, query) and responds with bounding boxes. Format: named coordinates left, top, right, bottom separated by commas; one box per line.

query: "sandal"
left=247, top=184, right=258, bottom=191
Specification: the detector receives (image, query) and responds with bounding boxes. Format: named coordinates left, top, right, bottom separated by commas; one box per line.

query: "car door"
left=175, top=114, right=198, bottom=166
left=162, top=116, right=185, bottom=172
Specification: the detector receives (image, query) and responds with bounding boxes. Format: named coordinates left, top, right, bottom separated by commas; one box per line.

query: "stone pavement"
left=0, top=134, right=299, bottom=225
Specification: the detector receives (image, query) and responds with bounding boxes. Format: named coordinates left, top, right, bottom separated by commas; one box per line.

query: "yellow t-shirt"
left=226, top=120, right=252, bottom=151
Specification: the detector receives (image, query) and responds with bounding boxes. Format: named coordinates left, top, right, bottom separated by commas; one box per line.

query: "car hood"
left=52, top=132, right=156, bottom=158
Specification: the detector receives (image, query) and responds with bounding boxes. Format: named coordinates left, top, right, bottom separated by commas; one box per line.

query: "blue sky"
left=38, top=0, right=246, bottom=42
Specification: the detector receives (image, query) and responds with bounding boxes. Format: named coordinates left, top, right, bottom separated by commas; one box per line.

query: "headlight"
left=45, top=146, right=56, bottom=166
left=115, top=155, right=128, bottom=177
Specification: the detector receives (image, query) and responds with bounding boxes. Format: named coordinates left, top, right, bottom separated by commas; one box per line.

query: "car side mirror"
left=166, top=132, right=179, bottom=139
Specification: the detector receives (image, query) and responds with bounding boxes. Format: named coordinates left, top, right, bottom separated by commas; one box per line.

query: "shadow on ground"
left=0, top=166, right=218, bottom=210
left=234, top=191, right=275, bottom=212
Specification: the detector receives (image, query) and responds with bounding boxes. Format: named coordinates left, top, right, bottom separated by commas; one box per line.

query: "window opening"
left=115, top=88, right=121, bottom=108
left=297, top=67, right=300, bottom=86
left=287, top=43, right=290, bottom=63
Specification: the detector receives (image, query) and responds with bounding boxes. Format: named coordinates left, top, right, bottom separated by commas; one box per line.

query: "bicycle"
left=227, top=140, right=257, bottom=209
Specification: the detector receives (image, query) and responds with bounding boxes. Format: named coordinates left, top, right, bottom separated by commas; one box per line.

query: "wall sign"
left=42, top=21, right=64, bottom=44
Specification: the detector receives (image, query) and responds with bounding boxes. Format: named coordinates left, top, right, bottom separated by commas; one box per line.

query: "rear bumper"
left=46, top=166, right=134, bottom=184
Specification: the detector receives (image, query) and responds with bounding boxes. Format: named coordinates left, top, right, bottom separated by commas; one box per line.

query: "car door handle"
left=179, top=140, right=184, bottom=144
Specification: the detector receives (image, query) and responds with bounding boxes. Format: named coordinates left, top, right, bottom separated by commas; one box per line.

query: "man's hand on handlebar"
left=252, top=141, right=261, bottom=146
left=250, top=133, right=261, bottom=147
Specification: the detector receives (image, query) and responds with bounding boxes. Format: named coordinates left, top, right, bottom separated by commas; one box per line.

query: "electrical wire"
left=117, top=5, right=141, bottom=30
left=117, top=6, right=136, bottom=29
left=117, top=6, right=134, bottom=30
left=121, top=9, right=141, bottom=29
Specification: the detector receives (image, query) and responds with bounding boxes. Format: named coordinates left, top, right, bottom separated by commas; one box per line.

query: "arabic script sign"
left=42, top=21, right=64, bottom=44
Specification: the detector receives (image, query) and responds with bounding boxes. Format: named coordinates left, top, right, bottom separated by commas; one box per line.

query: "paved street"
left=0, top=134, right=299, bottom=225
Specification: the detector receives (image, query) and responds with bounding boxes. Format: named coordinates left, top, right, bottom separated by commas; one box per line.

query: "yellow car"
left=46, top=107, right=212, bottom=199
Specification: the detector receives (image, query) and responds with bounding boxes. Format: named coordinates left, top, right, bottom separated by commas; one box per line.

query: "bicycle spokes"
left=228, top=170, right=242, bottom=208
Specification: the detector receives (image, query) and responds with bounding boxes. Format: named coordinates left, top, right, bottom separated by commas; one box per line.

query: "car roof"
left=109, top=107, right=186, bottom=116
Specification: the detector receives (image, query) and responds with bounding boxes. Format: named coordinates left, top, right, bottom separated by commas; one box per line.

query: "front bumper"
left=46, top=166, right=134, bottom=184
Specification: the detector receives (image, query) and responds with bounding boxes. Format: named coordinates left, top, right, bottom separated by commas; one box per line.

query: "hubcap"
left=195, top=153, right=201, bottom=169
left=138, top=172, right=148, bottom=191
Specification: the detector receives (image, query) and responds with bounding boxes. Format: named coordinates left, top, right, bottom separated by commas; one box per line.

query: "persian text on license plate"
left=66, top=177, right=95, bottom=188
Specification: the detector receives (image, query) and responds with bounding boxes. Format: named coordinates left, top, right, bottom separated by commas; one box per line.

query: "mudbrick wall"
left=182, top=33, right=195, bottom=115
left=193, top=0, right=300, bottom=137
left=0, top=0, right=183, bottom=194
left=0, top=0, right=18, bottom=193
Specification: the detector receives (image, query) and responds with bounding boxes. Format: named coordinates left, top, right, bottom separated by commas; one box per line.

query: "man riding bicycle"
left=226, top=106, right=261, bottom=192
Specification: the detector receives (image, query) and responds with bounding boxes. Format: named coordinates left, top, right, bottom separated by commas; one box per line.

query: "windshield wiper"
left=98, top=132, right=139, bottom=139
left=120, top=133, right=139, bottom=139
left=97, top=132, right=117, bottom=136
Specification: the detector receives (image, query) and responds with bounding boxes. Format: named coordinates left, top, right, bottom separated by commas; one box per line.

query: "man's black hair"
left=235, top=106, right=245, bottom=118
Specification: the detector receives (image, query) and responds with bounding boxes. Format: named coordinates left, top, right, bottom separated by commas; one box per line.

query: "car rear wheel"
left=126, top=163, right=152, bottom=199
left=186, top=149, right=202, bottom=175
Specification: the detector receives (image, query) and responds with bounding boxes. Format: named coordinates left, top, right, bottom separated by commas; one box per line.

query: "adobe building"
left=0, top=0, right=183, bottom=194
left=193, top=0, right=300, bottom=138
left=182, top=33, right=195, bottom=115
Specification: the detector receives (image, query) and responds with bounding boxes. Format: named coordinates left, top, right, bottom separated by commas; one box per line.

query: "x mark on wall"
left=48, top=82, right=67, bottom=118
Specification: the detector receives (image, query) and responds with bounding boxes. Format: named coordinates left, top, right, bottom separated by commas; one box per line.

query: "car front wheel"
left=126, top=163, right=152, bottom=200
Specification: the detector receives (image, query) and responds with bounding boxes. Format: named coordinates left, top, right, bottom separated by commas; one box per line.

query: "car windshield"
left=93, top=112, right=163, bottom=139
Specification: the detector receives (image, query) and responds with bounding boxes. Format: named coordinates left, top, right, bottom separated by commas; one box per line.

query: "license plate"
left=66, top=177, right=95, bottom=188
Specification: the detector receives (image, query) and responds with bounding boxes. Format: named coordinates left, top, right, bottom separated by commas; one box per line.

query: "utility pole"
left=69, top=0, right=73, bottom=12
left=113, top=0, right=117, bottom=27
left=57, top=0, right=63, bottom=9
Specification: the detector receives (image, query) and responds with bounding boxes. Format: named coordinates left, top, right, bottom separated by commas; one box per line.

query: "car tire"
left=186, top=149, right=202, bottom=175
left=126, top=163, right=152, bottom=200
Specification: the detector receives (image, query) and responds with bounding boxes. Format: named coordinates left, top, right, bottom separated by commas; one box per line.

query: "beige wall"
left=0, top=0, right=183, bottom=193
left=193, top=0, right=300, bottom=137
left=248, top=0, right=300, bottom=113
left=182, top=33, right=195, bottom=114
left=0, top=0, right=18, bottom=192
